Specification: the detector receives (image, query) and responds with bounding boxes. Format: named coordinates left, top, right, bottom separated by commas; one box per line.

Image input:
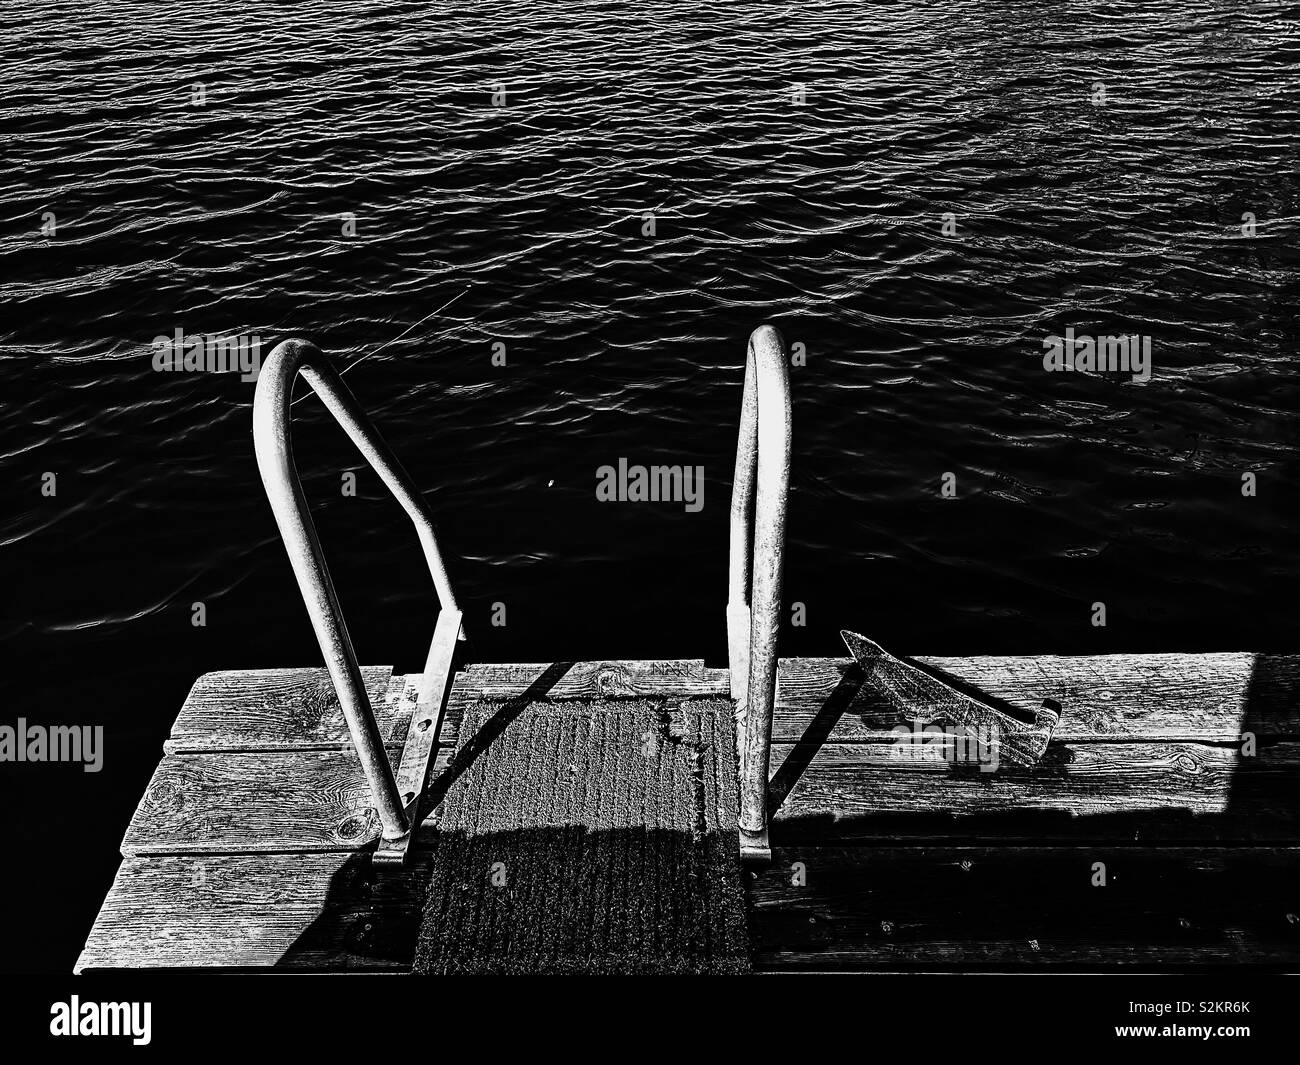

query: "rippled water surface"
left=1, top=0, right=1299, bottom=966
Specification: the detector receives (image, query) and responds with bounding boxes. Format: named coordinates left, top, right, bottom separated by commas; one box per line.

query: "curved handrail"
left=727, top=325, right=791, bottom=853
left=253, top=339, right=462, bottom=841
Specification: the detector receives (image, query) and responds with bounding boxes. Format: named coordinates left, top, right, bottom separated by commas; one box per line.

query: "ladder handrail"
left=727, top=325, right=791, bottom=854
left=252, top=338, right=462, bottom=842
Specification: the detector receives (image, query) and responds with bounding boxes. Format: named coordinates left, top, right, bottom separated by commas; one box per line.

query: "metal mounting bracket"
left=373, top=607, right=463, bottom=865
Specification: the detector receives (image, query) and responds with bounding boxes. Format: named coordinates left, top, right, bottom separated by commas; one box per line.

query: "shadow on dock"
left=280, top=660, right=578, bottom=970
left=279, top=653, right=1300, bottom=971
left=767, top=652, right=1300, bottom=844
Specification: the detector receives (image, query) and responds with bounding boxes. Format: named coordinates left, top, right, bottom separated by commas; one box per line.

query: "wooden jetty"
left=78, top=650, right=1300, bottom=971
left=76, top=327, right=1300, bottom=971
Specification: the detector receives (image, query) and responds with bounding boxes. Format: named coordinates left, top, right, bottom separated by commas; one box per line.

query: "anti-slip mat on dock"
left=413, top=698, right=751, bottom=974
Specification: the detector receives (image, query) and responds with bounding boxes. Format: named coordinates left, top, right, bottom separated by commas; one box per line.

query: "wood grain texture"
left=163, top=652, right=1297, bottom=751
left=122, top=748, right=451, bottom=856
left=751, top=846, right=1300, bottom=968
left=451, top=659, right=723, bottom=698
left=127, top=660, right=728, bottom=855
left=166, top=666, right=400, bottom=752
left=85, top=653, right=1300, bottom=971
left=122, top=736, right=1298, bottom=855
left=771, top=653, right=1300, bottom=743
left=771, top=741, right=1300, bottom=843
left=77, top=853, right=428, bottom=972
left=81, top=844, right=1300, bottom=972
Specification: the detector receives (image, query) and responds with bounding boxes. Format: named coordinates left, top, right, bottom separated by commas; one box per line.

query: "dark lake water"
left=2, top=0, right=1298, bottom=969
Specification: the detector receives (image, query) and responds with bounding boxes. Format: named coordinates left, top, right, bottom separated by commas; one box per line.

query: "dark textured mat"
left=413, top=698, right=751, bottom=974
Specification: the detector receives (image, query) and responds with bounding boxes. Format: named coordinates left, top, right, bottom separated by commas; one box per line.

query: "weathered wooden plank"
left=751, top=846, right=1300, bottom=969
left=77, top=853, right=429, bottom=972
left=166, top=666, right=400, bottom=752
left=128, top=664, right=722, bottom=855
left=123, top=735, right=1300, bottom=855
left=123, top=748, right=450, bottom=856
left=432, top=660, right=728, bottom=745
left=81, top=844, right=1300, bottom=972
left=84, top=652, right=1300, bottom=974
left=772, top=653, right=1299, bottom=743
left=771, top=741, right=1300, bottom=843
left=164, top=661, right=726, bottom=752
left=159, top=653, right=1288, bottom=753
left=451, top=659, right=723, bottom=697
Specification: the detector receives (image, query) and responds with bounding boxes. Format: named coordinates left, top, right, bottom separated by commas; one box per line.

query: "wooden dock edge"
left=77, top=651, right=1300, bottom=972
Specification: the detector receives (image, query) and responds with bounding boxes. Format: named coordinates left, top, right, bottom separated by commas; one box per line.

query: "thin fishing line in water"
left=290, top=286, right=471, bottom=407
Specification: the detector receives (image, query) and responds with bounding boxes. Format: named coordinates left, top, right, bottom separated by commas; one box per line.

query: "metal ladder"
left=252, top=339, right=463, bottom=864
left=253, top=327, right=789, bottom=865
left=727, top=325, right=792, bottom=861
